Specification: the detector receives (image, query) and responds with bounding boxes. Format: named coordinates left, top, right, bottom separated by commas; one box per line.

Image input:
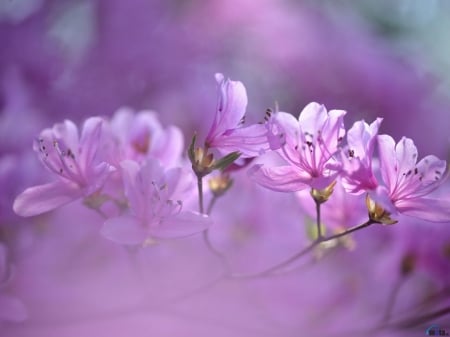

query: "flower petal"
left=377, top=134, right=397, bottom=192
left=395, top=137, right=418, bottom=176
left=206, top=73, right=248, bottom=145
left=214, top=124, right=270, bottom=157
left=248, top=164, right=309, bottom=192
left=153, top=211, right=212, bottom=239
left=13, top=181, right=82, bottom=217
left=298, top=102, right=328, bottom=135
left=79, top=117, right=104, bottom=169
left=395, top=197, right=450, bottom=222
left=101, top=215, right=147, bottom=244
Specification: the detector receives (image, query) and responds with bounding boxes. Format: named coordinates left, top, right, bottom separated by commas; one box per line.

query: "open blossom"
left=372, top=135, right=450, bottom=222
left=250, top=102, right=346, bottom=191
left=204, top=73, right=268, bottom=157
left=0, top=244, right=27, bottom=323
left=108, top=107, right=184, bottom=167
left=341, top=118, right=382, bottom=194
left=13, top=117, right=112, bottom=217
left=101, top=160, right=211, bottom=245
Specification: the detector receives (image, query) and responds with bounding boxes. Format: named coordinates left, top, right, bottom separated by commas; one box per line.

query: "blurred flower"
left=13, top=117, right=113, bottom=217
left=108, top=107, right=184, bottom=167
left=101, top=160, right=211, bottom=245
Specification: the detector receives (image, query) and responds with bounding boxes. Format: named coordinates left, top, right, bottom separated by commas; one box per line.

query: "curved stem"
left=202, top=229, right=231, bottom=274
left=229, top=219, right=375, bottom=280
left=206, top=195, right=218, bottom=215
left=383, top=276, right=407, bottom=323
left=384, top=304, right=450, bottom=329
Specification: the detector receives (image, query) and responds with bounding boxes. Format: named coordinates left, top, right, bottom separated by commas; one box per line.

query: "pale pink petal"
left=416, top=155, right=447, bottom=185
left=153, top=211, right=212, bottom=238
left=206, top=73, right=248, bottom=144
left=119, top=160, right=146, bottom=217
left=395, top=198, right=450, bottom=222
left=298, top=102, right=328, bottom=135
left=151, top=125, right=184, bottom=166
left=395, top=137, right=418, bottom=176
left=101, top=215, right=147, bottom=244
left=215, top=124, right=270, bottom=157
left=377, top=134, right=397, bottom=192
left=248, top=164, right=309, bottom=192
left=0, top=295, right=27, bottom=322
left=368, top=185, right=397, bottom=215
left=347, top=118, right=382, bottom=159
left=79, top=117, right=103, bottom=169
left=320, top=108, right=346, bottom=151
left=13, top=181, right=82, bottom=217
left=268, top=111, right=299, bottom=150
left=53, top=120, right=79, bottom=151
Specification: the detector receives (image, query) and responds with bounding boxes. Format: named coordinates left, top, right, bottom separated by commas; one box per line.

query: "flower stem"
left=197, top=175, right=204, bottom=214
left=229, top=219, right=375, bottom=279
left=206, top=195, right=218, bottom=215
left=315, top=200, right=322, bottom=241
left=382, top=276, right=407, bottom=323
left=202, top=229, right=231, bottom=274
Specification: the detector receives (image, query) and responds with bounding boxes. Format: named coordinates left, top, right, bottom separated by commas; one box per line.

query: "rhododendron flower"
left=0, top=244, right=27, bottom=322
left=373, top=135, right=450, bottom=222
left=250, top=102, right=346, bottom=191
left=204, top=73, right=268, bottom=157
left=13, top=117, right=112, bottom=217
left=101, top=160, right=211, bottom=245
left=108, top=107, right=184, bottom=167
left=341, top=118, right=382, bottom=194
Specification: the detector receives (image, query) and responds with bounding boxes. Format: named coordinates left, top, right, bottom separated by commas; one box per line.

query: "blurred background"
left=1, top=1, right=450, bottom=336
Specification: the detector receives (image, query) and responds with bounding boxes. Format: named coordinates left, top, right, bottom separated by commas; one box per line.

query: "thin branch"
left=383, top=276, right=407, bottom=323
left=229, top=219, right=375, bottom=280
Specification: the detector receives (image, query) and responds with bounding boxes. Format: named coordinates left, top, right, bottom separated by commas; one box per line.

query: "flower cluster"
left=10, top=73, right=450, bottom=335
left=13, top=108, right=210, bottom=245
left=14, top=73, right=450, bottom=243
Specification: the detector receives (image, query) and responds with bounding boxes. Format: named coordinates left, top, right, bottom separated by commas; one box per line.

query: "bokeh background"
left=1, top=1, right=450, bottom=336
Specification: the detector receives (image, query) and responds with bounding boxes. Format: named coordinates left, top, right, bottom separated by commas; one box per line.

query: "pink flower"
left=13, top=117, right=112, bottom=217
left=204, top=73, right=268, bottom=157
left=108, top=107, right=184, bottom=167
left=341, top=118, right=382, bottom=194
left=0, top=244, right=27, bottom=323
left=373, top=135, right=450, bottom=222
left=101, top=160, right=211, bottom=245
left=250, top=102, right=346, bottom=192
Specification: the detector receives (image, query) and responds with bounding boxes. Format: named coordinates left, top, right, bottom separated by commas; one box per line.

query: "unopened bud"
left=208, top=174, right=233, bottom=197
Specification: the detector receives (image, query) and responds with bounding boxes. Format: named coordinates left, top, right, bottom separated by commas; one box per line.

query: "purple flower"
left=341, top=118, right=382, bottom=194
left=13, top=117, right=112, bottom=217
left=373, top=135, right=450, bottom=222
left=101, top=160, right=211, bottom=245
left=250, top=102, right=346, bottom=192
left=204, top=73, right=268, bottom=157
left=108, top=107, right=184, bottom=167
